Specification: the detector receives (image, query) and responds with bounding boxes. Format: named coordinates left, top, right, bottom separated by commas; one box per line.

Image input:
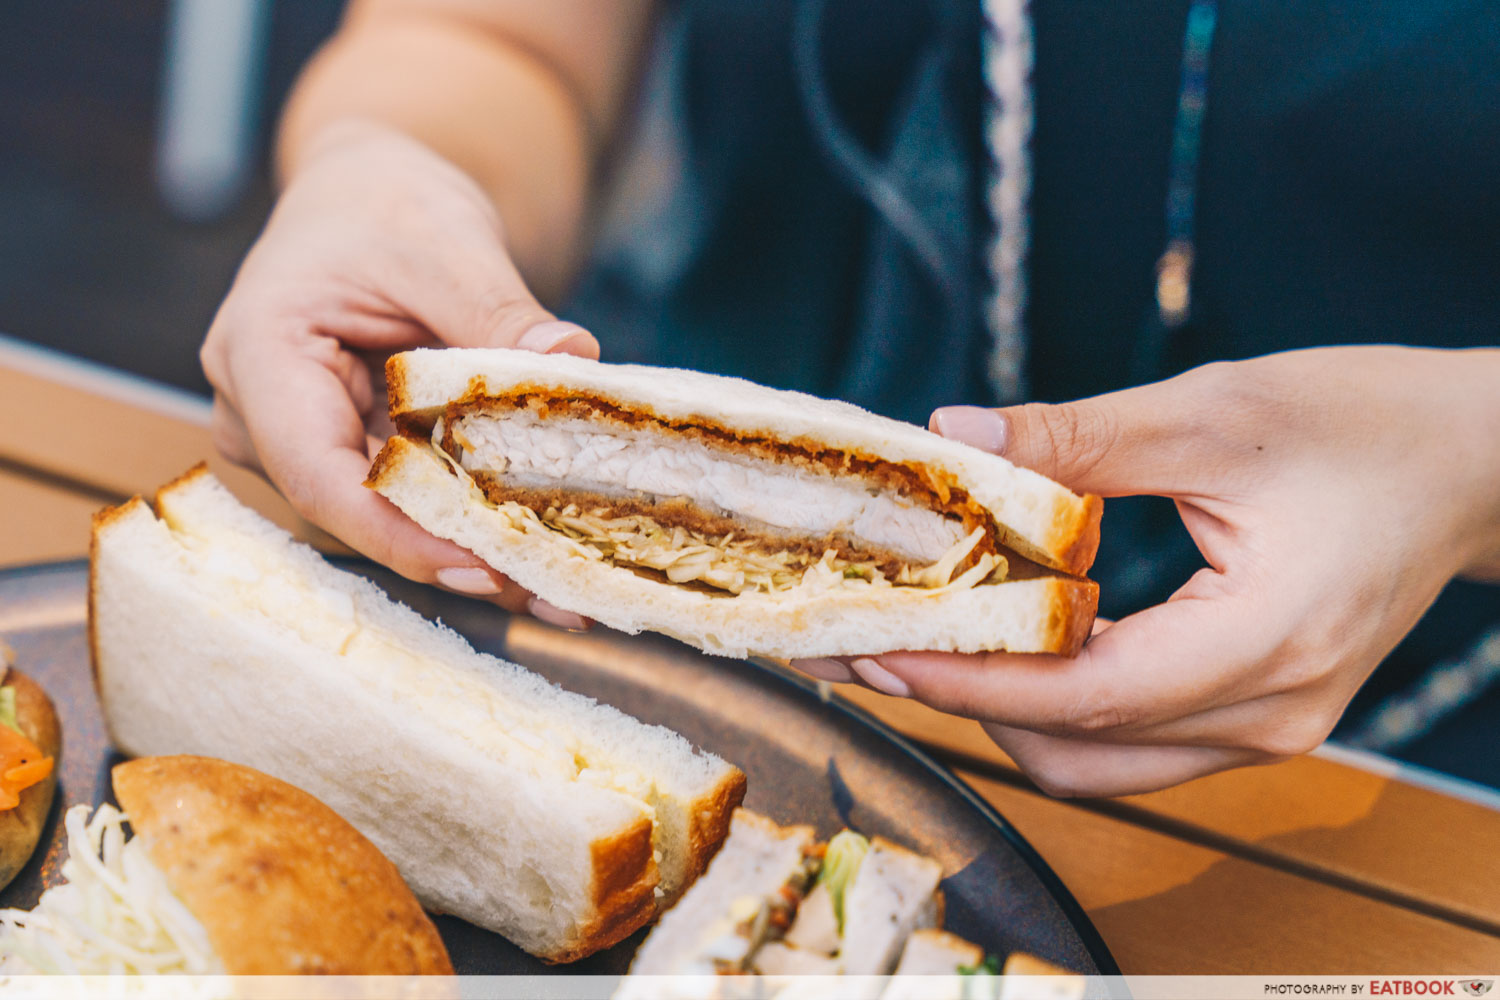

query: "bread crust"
left=87, top=462, right=214, bottom=692
left=1044, top=492, right=1104, bottom=580
left=1040, top=575, right=1101, bottom=655
left=533, top=765, right=750, bottom=960
left=730, top=809, right=817, bottom=844
left=547, top=816, right=658, bottom=964
left=682, top=769, right=749, bottom=896
left=897, top=928, right=983, bottom=972
left=88, top=495, right=150, bottom=693
left=112, top=755, right=452, bottom=975
left=0, top=668, right=60, bottom=892
left=151, top=461, right=215, bottom=505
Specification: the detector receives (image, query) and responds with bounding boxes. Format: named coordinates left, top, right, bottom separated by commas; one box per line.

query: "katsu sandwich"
left=368, top=349, right=1102, bottom=659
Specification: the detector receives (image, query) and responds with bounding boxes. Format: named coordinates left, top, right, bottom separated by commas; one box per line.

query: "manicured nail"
left=850, top=657, right=911, bottom=698
left=528, top=597, right=590, bottom=631
left=435, top=566, right=502, bottom=595
left=931, top=406, right=1007, bottom=454
left=788, top=658, right=855, bottom=683
left=516, top=321, right=593, bottom=356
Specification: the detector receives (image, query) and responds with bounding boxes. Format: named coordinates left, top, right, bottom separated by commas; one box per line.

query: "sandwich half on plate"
left=879, top=934, right=1087, bottom=1000
left=617, top=809, right=1085, bottom=999
left=622, top=811, right=942, bottom=982
left=0, top=755, right=451, bottom=974
left=90, top=467, right=745, bottom=962
left=367, top=349, right=1102, bottom=660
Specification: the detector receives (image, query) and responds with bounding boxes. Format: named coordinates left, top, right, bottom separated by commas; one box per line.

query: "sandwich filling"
left=677, top=830, right=879, bottom=977
left=0, top=804, right=222, bottom=974
left=656, top=826, right=940, bottom=979
left=0, top=679, right=54, bottom=812
left=682, top=842, right=826, bottom=976
left=427, top=395, right=1010, bottom=597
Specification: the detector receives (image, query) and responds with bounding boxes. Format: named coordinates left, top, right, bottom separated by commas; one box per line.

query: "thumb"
left=391, top=231, right=599, bottom=360
left=930, top=382, right=1207, bottom=497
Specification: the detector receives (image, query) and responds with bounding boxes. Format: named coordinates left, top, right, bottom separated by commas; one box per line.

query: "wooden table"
left=3, top=334, right=1498, bottom=975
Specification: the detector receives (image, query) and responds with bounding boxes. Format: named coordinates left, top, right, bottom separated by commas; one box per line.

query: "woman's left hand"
left=791, top=346, right=1500, bottom=797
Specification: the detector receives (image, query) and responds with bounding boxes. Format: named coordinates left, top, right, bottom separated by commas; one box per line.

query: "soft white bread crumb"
left=890, top=929, right=984, bottom=975
left=840, top=838, right=945, bottom=975
left=877, top=930, right=987, bottom=999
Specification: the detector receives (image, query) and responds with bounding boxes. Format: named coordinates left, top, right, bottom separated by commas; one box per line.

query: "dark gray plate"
left=0, top=559, right=1117, bottom=977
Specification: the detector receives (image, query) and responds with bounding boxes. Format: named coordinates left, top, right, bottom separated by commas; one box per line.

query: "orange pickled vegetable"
left=0, top=720, right=53, bottom=811
left=6, top=757, right=52, bottom=787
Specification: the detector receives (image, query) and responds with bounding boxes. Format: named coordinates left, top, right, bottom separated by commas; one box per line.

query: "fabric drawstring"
left=791, top=0, right=964, bottom=302
left=1344, top=624, right=1500, bottom=753
left=978, top=0, right=1033, bottom=404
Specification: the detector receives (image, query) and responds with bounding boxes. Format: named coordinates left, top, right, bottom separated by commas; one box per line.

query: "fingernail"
left=788, top=658, right=855, bottom=683
left=435, top=566, right=502, bottom=595
left=850, top=657, right=911, bottom=698
left=516, top=321, right=593, bottom=356
left=931, top=406, right=1007, bottom=454
left=528, top=596, right=591, bottom=631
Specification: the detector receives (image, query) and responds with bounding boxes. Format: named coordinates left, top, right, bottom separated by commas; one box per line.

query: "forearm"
left=276, top=0, right=653, bottom=304
left=1452, top=347, right=1500, bottom=582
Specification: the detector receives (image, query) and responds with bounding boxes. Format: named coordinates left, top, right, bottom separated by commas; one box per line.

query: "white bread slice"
left=368, top=435, right=1098, bottom=659
left=839, top=838, right=944, bottom=975
left=1000, top=953, right=1088, bottom=1000
left=114, top=755, right=452, bottom=974
left=752, top=941, right=844, bottom=976
left=386, top=348, right=1102, bottom=577
left=89, top=467, right=744, bottom=962
left=626, top=810, right=816, bottom=977
left=890, top=929, right=983, bottom=975
left=875, top=930, right=987, bottom=1000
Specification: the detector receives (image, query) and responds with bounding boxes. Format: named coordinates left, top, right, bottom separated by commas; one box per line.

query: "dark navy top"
left=566, top=0, right=1500, bottom=782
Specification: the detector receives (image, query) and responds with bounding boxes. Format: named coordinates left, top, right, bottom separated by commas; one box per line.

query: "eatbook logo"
left=1461, top=983, right=1493, bottom=997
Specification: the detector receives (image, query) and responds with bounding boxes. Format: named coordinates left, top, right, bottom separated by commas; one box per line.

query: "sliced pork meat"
left=444, top=412, right=969, bottom=565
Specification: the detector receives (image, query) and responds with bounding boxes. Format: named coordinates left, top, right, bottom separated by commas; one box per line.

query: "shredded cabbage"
left=817, top=831, right=869, bottom=934
left=896, top=528, right=998, bottom=588
left=429, top=425, right=1008, bottom=596
left=533, top=502, right=1007, bottom=597
left=541, top=504, right=836, bottom=595
left=0, top=804, right=223, bottom=975
left=0, top=686, right=17, bottom=735
left=0, top=641, right=16, bottom=735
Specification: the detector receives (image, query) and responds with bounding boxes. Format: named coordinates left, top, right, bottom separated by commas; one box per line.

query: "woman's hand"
left=794, top=346, right=1500, bottom=796
left=201, top=119, right=595, bottom=626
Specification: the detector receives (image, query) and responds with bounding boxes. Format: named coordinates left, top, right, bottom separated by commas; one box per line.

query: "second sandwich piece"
left=625, top=811, right=943, bottom=980
left=91, top=467, right=746, bottom=962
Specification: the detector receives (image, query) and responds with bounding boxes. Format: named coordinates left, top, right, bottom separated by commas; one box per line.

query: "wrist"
left=278, top=116, right=410, bottom=183
left=1443, top=348, right=1500, bottom=581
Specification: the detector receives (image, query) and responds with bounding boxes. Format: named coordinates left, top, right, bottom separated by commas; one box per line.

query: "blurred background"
left=2, top=1, right=1497, bottom=798
left=0, top=0, right=341, bottom=393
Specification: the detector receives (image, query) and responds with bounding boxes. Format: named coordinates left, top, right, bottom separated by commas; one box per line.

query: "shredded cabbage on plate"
left=0, top=803, right=222, bottom=975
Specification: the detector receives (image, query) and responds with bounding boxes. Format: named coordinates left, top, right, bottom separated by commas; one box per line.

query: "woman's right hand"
left=201, top=118, right=595, bottom=627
